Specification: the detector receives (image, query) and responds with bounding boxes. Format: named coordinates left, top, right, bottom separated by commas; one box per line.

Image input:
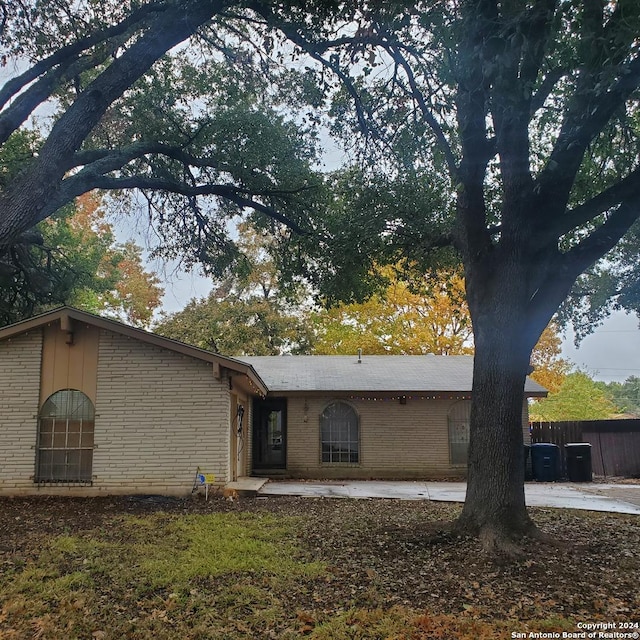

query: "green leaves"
left=598, top=376, right=640, bottom=416
left=530, top=371, right=619, bottom=421
left=155, top=226, right=313, bottom=354
left=278, top=167, right=456, bottom=306
left=82, top=51, right=323, bottom=275
left=0, top=192, right=162, bottom=327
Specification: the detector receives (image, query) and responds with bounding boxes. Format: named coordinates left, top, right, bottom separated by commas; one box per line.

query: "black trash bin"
left=531, top=443, right=560, bottom=482
left=564, top=443, right=593, bottom=482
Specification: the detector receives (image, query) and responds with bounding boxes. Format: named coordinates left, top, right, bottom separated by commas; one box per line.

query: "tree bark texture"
left=457, top=320, right=535, bottom=545
left=456, top=251, right=544, bottom=550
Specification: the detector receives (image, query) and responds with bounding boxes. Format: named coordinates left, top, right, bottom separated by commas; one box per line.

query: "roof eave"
left=0, top=306, right=268, bottom=396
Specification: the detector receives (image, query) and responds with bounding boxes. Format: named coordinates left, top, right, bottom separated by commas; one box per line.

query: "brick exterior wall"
left=279, top=396, right=455, bottom=478
left=0, top=331, right=43, bottom=493
left=91, top=330, right=230, bottom=495
left=0, top=322, right=535, bottom=492
left=279, top=395, right=532, bottom=479
left=0, top=328, right=231, bottom=497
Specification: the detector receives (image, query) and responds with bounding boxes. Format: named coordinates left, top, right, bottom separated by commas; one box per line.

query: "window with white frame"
left=320, top=402, right=359, bottom=464
left=448, top=400, right=471, bottom=466
left=37, top=389, right=95, bottom=483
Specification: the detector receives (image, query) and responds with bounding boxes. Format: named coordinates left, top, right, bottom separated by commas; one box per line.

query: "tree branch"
left=0, top=44, right=121, bottom=146
left=561, top=198, right=640, bottom=279
left=308, top=50, right=375, bottom=139
left=386, top=45, right=459, bottom=180
left=528, top=198, right=640, bottom=328
left=246, top=1, right=385, bottom=140
left=530, top=67, right=568, bottom=115
left=0, top=0, right=226, bottom=251
left=68, top=142, right=222, bottom=173
left=454, top=0, right=498, bottom=260
left=489, top=2, right=556, bottom=226
left=535, top=47, right=640, bottom=216
left=89, top=175, right=310, bottom=234
left=0, top=1, right=168, bottom=111
left=519, top=0, right=557, bottom=91
left=550, top=166, right=640, bottom=240
left=524, top=192, right=640, bottom=338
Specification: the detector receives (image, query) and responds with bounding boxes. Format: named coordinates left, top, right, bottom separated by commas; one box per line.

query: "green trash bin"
left=564, top=443, right=592, bottom=482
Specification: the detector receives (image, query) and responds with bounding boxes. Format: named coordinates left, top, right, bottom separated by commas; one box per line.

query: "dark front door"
left=253, top=399, right=287, bottom=469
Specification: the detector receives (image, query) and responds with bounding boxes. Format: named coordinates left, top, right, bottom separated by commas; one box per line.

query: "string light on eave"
left=347, top=394, right=473, bottom=402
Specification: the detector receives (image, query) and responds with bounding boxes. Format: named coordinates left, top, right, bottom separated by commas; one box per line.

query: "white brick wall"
left=282, top=395, right=532, bottom=479
left=91, top=330, right=230, bottom=495
left=0, top=331, right=43, bottom=492
left=282, top=396, right=459, bottom=479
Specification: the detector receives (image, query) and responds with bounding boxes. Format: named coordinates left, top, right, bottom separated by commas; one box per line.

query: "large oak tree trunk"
left=456, top=261, right=546, bottom=552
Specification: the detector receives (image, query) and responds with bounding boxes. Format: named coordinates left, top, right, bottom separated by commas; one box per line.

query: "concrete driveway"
left=258, top=480, right=640, bottom=515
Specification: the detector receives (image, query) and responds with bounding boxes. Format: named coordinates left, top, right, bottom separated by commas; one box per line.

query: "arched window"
left=448, top=400, right=471, bottom=466
left=37, top=390, right=95, bottom=483
left=320, top=402, right=359, bottom=464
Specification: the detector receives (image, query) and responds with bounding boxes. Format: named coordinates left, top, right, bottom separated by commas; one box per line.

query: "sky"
left=561, top=310, right=640, bottom=383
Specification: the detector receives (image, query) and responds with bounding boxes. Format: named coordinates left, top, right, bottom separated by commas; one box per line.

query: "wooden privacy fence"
left=529, top=419, right=640, bottom=478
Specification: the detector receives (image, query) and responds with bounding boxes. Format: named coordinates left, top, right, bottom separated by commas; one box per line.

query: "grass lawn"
left=0, top=495, right=638, bottom=639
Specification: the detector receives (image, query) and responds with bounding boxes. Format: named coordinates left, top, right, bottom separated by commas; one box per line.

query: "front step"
left=225, top=476, right=269, bottom=497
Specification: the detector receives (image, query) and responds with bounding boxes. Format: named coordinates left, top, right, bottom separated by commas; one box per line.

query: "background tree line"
left=152, top=227, right=638, bottom=422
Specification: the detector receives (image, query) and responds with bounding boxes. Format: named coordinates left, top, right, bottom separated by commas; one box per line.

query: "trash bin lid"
left=564, top=443, right=592, bottom=448
left=531, top=443, right=559, bottom=449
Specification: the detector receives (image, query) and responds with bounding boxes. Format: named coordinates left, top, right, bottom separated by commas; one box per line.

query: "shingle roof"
left=237, top=354, right=547, bottom=396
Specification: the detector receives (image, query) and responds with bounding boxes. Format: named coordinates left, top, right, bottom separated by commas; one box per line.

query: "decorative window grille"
left=320, top=402, right=359, bottom=464
left=448, top=400, right=471, bottom=466
left=37, top=389, right=95, bottom=483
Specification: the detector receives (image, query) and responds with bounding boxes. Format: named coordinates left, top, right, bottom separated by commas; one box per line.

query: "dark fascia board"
left=0, top=306, right=268, bottom=396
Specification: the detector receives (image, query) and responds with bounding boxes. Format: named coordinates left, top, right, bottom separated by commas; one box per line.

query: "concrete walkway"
left=258, top=480, right=640, bottom=515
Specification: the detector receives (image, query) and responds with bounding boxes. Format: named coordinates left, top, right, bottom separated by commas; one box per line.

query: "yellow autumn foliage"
left=313, top=267, right=473, bottom=355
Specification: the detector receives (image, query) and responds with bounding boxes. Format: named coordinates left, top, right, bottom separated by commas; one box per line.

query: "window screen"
left=320, top=402, right=359, bottom=464
left=448, top=400, right=471, bottom=466
left=37, top=389, right=95, bottom=483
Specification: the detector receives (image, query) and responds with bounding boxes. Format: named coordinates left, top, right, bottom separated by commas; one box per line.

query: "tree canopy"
left=312, top=267, right=473, bottom=356
left=0, top=188, right=162, bottom=327
left=155, top=227, right=312, bottom=354
left=0, top=0, right=324, bottom=282
left=596, top=376, right=640, bottom=417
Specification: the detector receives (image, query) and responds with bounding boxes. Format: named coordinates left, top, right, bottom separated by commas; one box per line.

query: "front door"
left=252, top=399, right=287, bottom=470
